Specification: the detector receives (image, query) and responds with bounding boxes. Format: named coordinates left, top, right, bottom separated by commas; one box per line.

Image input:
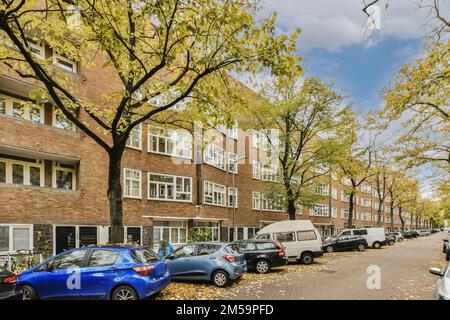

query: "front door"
left=55, top=226, right=76, bottom=254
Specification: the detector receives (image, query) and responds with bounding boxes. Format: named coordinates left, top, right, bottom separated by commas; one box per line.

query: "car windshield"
left=130, top=248, right=159, bottom=263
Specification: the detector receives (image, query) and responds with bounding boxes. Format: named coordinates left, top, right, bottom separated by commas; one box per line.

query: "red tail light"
left=275, top=241, right=285, bottom=257
left=3, top=276, right=17, bottom=284
left=223, top=255, right=235, bottom=263
left=132, top=265, right=156, bottom=276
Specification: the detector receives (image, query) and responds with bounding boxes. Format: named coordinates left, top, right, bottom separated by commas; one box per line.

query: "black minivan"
left=234, top=240, right=288, bottom=274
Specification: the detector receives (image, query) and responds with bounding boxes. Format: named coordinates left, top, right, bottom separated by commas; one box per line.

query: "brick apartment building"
left=0, top=41, right=411, bottom=256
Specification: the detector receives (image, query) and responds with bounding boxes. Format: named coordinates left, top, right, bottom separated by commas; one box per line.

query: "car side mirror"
left=429, top=267, right=444, bottom=277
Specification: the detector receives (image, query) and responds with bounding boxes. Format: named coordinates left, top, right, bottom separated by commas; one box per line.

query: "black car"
left=0, top=270, right=19, bottom=300
left=403, top=231, right=419, bottom=239
left=322, top=235, right=368, bottom=253
left=234, top=240, right=287, bottom=274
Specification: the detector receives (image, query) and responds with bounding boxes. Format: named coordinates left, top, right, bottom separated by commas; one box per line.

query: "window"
left=341, top=191, right=350, bottom=202
left=53, top=108, right=75, bottom=131
left=331, top=187, right=338, bottom=200
left=228, top=123, right=238, bottom=140
left=28, top=39, right=45, bottom=59
left=0, top=95, right=44, bottom=124
left=204, top=181, right=226, bottom=206
left=228, top=152, right=239, bottom=173
left=148, top=173, right=192, bottom=202
left=123, top=168, right=141, bottom=198
left=310, top=204, right=329, bottom=216
left=204, top=144, right=226, bottom=170
left=193, top=221, right=220, bottom=242
left=362, top=212, right=372, bottom=221
left=361, top=184, right=372, bottom=193
left=252, top=192, right=261, bottom=210
left=362, top=198, right=372, bottom=208
left=0, top=156, right=44, bottom=187
left=274, top=232, right=295, bottom=242
left=126, top=123, right=142, bottom=150
left=197, top=244, right=221, bottom=256
left=353, top=229, right=368, bottom=236
left=148, top=126, right=192, bottom=159
left=53, top=53, right=77, bottom=73
left=261, top=164, right=278, bottom=182
left=252, top=160, right=261, bottom=179
left=88, top=250, right=119, bottom=267
left=331, top=207, right=338, bottom=218
left=261, top=194, right=284, bottom=211
left=0, top=225, right=33, bottom=253
left=228, top=187, right=238, bottom=208
left=50, top=250, right=87, bottom=270
left=172, top=245, right=195, bottom=258
left=53, top=162, right=76, bottom=190
left=314, top=184, right=329, bottom=196
left=153, top=221, right=187, bottom=245
left=297, top=231, right=317, bottom=241
left=341, top=208, right=356, bottom=219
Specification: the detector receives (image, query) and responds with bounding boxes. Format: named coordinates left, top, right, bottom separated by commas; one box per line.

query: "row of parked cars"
left=430, top=229, right=450, bottom=300
left=0, top=221, right=437, bottom=300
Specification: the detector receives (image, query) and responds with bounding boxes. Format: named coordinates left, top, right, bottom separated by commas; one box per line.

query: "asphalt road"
left=232, top=232, right=447, bottom=300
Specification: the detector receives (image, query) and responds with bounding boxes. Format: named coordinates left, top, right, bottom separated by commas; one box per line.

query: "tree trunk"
left=287, top=189, right=296, bottom=220
left=377, top=208, right=383, bottom=227
left=108, top=151, right=125, bottom=244
left=347, top=193, right=354, bottom=228
left=390, top=202, right=394, bottom=232
left=399, top=206, right=405, bottom=232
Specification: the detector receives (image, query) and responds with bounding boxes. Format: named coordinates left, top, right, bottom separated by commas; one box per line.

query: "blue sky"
left=254, top=0, right=448, bottom=112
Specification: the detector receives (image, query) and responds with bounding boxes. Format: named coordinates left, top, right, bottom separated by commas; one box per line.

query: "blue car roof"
left=70, top=245, right=144, bottom=251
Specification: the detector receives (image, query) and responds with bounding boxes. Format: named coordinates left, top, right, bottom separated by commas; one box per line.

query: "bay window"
left=204, top=144, right=225, bottom=170
left=148, top=173, right=192, bottom=202
left=204, top=181, right=226, bottom=206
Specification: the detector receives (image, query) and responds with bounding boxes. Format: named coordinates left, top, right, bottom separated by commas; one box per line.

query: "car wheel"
left=300, top=252, right=314, bottom=265
left=21, top=285, right=37, bottom=300
left=373, top=242, right=381, bottom=249
left=212, top=270, right=229, bottom=287
left=398, top=238, right=403, bottom=242
left=325, top=246, right=334, bottom=253
left=255, top=259, right=271, bottom=274
left=111, top=285, right=138, bottom=300
left=357, top=244, right=366, bottom=251
left=388, top=240, right=395, bottom=246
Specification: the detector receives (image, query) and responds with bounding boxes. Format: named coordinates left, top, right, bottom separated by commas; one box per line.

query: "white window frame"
left=0, top=157, right=44, bottom=187
left=148, top=172, right=192, bottom=202
left=361, top=183, right=372, bottom=194
left=227, top=152, right=239, bottom=174
left=310, top=204, right=329, bottom=217
left=252, top=160, right=261, bottom=180
left=252, top=191, right=261, bottom=210
left=228, top=123, right=238, bottom=140
left=341, top=208, right=356, bottom=220
left=261, top=164, right=278, bottom=182
left=0, top=224, right=33, bottom=253
left=314, top=184, right=329, bottom=196
left=52, top=162, right=76, bottom=190
left=203, top=181, right=226, bottom=207
left=53, top=53, right=77, bottom=73
left=361, top=198, right=372, bottom=208
left=261, top=193, right=284, bottom=212
left=331, top=207, right=338, bottom=218
left=0, top=94, right=44, bottom=124
left=228, top=187, right=238, bottom=208
left=123, top=168, right=141, bottom=199
left=153, top=221, right=188, bottom=246
left=148, top=126, right=192, bottom=159
left=362, top=212, right=372, bottom=221
left=331, top=187, right=338, bottom=200
left=28, top=40, right=45, bottom=59
left=126, top=123, right=143, bottom=150
left=52, top=107, right=75, bottom=131
left=204, top=144, right=226, bottom=171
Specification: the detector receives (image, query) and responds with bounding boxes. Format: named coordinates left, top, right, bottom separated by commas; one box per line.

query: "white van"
left=335, top=228, right=386, bottom=248
left=255, top=220, right=323, bottom=264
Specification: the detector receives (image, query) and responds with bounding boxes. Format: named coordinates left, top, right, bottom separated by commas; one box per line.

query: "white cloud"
left=259, top=0, right=449, bottom=52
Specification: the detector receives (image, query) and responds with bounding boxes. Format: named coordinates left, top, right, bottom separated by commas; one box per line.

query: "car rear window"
left=256, top=242, right=277, bottom=250
left=297, top=231, right=317, bottom=241
left=88, top=250, right=119, bottom=267
left=224, top=244, right=242, bottom=254
left=130, top=249, right=159, bottom=263
left=196, top=244, right=221, bottom=256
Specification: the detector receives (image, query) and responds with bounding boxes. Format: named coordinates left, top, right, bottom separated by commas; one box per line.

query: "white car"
left=430, top=263, right=450, bottom=300
left=256, top=220, right=323, bottom=265
left=389, top=232, right=404, bottom=242
left=416, top=229, right=431, bottom=237
left=334, top=228, right=386, bottom=249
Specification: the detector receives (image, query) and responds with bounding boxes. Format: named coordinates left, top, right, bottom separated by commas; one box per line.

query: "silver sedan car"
left=430, top=262, right=450, bottom=300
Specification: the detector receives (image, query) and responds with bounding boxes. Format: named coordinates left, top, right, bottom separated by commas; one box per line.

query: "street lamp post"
left=231, top=155, right=246, bottom=241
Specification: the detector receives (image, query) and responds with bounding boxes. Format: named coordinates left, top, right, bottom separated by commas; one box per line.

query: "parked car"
left=0, top=269, right=19, bottom=300
left=165, top=242, right=246, bottom=287
left=403, top=231, right=419, bottom=239
left=322, top=235, right=368, bottom=253
left=430, top=262, right=450, bottom=300
left=234, top=239, right=287, bottom=274
left=255, top=220, right=323, bottom=265
left=388, top=232, right=404, bottom=242
left=334, top=227, right=386, bottom=249
left=17, top=246, right=170, bottom=300
left=385, top=233, right=396, bottom=246
left=416, top=229, right=431, bottom=237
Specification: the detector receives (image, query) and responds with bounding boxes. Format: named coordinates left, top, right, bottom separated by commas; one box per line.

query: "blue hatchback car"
left=166, top=242, right=247, bottom=287
left=18, top=246, right=170, bottom=300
